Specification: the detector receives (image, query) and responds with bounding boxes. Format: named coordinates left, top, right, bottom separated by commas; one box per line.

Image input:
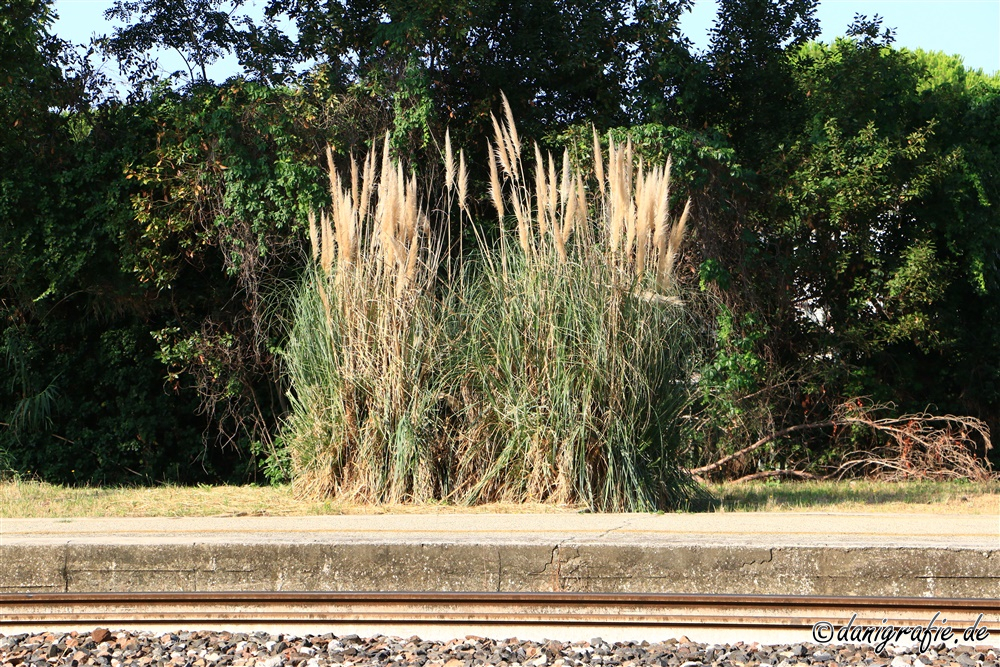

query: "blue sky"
left=681, top=1, right=1000, bottom=73
left=51, top=0, right=1000, bottom=82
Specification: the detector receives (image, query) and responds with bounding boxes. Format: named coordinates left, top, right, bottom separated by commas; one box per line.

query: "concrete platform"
left=1, top=513, right=999, bottom=598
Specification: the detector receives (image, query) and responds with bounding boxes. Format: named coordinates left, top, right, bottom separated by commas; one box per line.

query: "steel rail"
left=3, top=592, right=999, bottom=632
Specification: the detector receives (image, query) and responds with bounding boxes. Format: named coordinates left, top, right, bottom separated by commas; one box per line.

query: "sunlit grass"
left=3, top=478, right=997, bottom=517
left=705, top=478, right=1000, bottom=514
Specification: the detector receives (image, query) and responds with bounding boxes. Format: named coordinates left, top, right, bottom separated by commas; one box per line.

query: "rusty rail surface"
left=3, top=592, right=999, bottom=632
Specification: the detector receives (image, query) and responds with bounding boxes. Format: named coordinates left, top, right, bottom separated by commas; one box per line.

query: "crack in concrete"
left=545, top=517, right=636, bottom=592
left=915, top=575, right=1000, bottom=579
left=62, top=542, right=69, bottom=593
left=594, top=516, right=635, bottom=542
left=739, top=548, right=774, bottom=568
left=551, top=545, right=561, bottom=591
left=496, top=546, right=502, bottom=593
left=72, top=568, right=196, bottom=573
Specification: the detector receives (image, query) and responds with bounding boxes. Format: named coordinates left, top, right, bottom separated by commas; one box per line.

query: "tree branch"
left=687, top=420, right=837, bottom=476
left=729, top=469, right=818, bottom=484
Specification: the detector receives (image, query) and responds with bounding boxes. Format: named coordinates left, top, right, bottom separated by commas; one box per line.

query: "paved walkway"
left=2, top=512, right=999, bottom=548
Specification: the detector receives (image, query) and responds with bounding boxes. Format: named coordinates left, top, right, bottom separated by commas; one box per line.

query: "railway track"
left=3, top=592, right=999, bottom=643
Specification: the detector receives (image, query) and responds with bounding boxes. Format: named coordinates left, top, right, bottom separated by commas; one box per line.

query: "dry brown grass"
left=0, top=480, right=583, bottom=518
left=3, top=479, right=997, bottom=517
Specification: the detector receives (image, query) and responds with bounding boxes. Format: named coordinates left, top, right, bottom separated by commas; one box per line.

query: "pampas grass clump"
left=282, top=101, right=700, bottom=510
left=283, top=136, right=451, bottom=502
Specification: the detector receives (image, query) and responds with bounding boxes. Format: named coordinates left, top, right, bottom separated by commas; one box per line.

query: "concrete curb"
left=2, top=513, right=998, bottom=597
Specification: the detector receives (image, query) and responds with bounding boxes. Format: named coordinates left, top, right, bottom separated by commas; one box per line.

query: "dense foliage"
left=2, top=0, right=998, bottom=492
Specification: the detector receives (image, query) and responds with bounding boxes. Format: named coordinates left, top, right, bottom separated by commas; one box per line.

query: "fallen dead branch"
left=729, top=469, right=818, bottom=484
left=688, top=421, right=837, bottom=477
left=686, top=399, right=995, bottom=483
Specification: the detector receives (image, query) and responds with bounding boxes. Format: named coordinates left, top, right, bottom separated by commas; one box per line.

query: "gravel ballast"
left=2, top=630, right=998, bottom=667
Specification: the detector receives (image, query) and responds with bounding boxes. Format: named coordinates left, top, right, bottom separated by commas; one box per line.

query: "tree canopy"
left=2, top=0, right=998, bottom=484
